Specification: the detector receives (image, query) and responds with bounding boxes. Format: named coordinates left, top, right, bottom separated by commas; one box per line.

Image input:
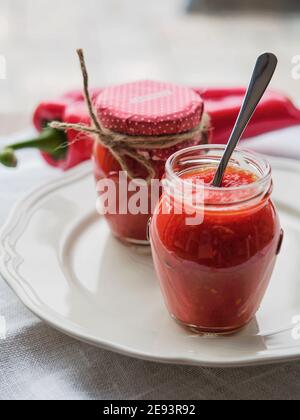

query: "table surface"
left=1, top=0, right=300, bottom=400
left=1, top=126, right=300, bottom=401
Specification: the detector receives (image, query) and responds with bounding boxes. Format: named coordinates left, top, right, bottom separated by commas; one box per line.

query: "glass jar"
left=93, top=80, right=207, bottom=245
left=150, top=145, right=283, bottom=335
left=93, top=142, right=161, bottom=245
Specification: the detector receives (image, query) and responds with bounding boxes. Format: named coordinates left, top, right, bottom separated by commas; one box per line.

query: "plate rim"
left=1, top=156, right=300, bottom=368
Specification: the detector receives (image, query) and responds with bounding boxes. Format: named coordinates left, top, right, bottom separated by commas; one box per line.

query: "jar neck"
left=164, top=145, right=272, bottom=212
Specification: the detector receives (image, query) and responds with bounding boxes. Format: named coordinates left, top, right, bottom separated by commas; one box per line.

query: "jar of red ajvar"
left=93, top=80, right=209, bottom=245
left=150, top=145, right=283, bottom=335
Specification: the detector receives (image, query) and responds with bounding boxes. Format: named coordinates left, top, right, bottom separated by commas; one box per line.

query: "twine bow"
left=50, top=49, right=210, bottom=183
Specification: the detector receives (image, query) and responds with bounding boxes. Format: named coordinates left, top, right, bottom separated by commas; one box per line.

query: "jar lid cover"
left=96, top=80, right=204, bottom=136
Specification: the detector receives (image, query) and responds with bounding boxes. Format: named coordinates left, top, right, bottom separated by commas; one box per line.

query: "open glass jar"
left=93, top=80, right=208, bottom=245
left=150, top=145, right=283, bottom=335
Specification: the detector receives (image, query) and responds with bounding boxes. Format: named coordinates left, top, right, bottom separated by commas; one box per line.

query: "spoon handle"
left=212, top=53, right=278, bottom=187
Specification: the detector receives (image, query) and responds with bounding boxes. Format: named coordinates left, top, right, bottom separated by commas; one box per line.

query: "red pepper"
left=39, top=100, right=92, bottom=170
left=32, top=88, right=102, bottom=130
left=1, top=87, right=300, bottom=170
left=35, top=88, right=102, bottom=170
left=0, top=89, right=102, bottom=170
left=194, top=87, right=300, bottom=143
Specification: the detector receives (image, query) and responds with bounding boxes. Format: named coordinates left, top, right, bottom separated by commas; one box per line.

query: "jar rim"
left=165, top=144, right=272, bottom=193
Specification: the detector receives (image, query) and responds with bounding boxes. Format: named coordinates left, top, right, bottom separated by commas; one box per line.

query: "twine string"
left=50, top=49, right=210, bottom=183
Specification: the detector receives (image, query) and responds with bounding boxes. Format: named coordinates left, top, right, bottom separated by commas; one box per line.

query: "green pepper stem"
left=0, top=127, right=68, bottom=168
left=9, top=128, right=67, bottom=158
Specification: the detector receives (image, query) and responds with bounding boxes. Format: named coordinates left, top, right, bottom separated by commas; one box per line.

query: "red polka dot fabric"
left=95, top=80, right=204, bottom=136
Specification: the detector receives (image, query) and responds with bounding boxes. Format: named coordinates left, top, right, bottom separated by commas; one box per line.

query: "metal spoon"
left=212, top=52, right=278, bottom=187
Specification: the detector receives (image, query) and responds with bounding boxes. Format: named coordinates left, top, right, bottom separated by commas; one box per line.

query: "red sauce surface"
left=182, top=166, right=258, bottom=188
left=150, top=166, right=281, bottom=334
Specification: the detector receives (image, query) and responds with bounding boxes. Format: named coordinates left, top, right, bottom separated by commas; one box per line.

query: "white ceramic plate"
left=1, top=157, right=300, bottom=368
